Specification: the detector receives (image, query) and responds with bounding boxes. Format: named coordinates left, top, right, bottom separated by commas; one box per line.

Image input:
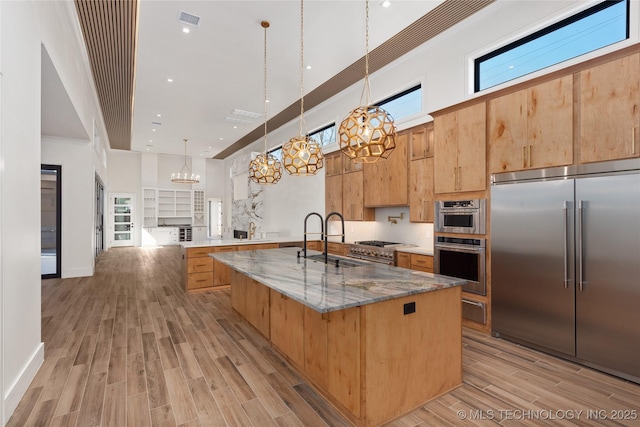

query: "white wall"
left=223, top=0, right=639, bottom=246
left=42, top=137, right=95, bottom=277
left=0, top=1, right=109, bottom=421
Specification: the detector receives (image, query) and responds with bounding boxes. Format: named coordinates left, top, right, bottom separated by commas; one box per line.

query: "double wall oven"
left=434, top=199, right=487, bottom=324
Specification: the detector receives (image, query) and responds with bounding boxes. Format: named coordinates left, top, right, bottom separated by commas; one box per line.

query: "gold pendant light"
left=338, top=0, right=396, bottom=164
left=249, top=21, right=283, bottom=185
left=171, top=138, right=200, bottom=183
left=281, top=0, right=324, bottom=176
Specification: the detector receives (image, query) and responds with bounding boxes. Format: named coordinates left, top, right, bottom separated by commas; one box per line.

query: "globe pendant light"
left=249, top=21, right=283, bottom=185
left=281, top=0, right=324, bottom=176
left=338, top=0, right=396, bottom=164
left=171, top=138, right=200, bottom=183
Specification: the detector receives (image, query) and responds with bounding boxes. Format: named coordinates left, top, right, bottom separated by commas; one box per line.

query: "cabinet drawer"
left=396, top=252, right=411, bottom=268
left=188, top=257, right=213, bottom=273
left=212, top=246, right=237, bottom=253
left=187, top=246, right=213, bottom=258
left=411, top=264, right=434, bottom=273
left=188, top=272, right=213, bottom=290
left=410, top=254, right=433, bottom=269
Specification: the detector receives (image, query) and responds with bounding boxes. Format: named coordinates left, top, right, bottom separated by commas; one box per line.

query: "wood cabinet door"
left=488, top=89, right=527, bottom=173
left=434, top=111, right=458, bottom=194
left=396, top=252, right=411, bottom=268
left=213, top=260, right=231, bottom=287
left=580, top=53, right=640, bottom=163
left=342, top=156, right=363, bottom=173
left=363, top=131, right=409, bottom=206
left=188, top=257, right=213, bottom=274
left=409, top=123, right=434, bottom=160
left=324, top=152, right=343, bottom=176
left=410, top=254, right=434, bottom=271
left=327, top=307, right=361, bottom=417
left=304, top=307, right=328, bottom=389
left=528, top=75, right=574, bottom=169
left=409, top=158, right=434, bottom=222
left=270, top=290, right=304, bottom=368
left=342, top=171, right=373, bottom=221
left=325, top=175, right=343, bottom=217
left=456, top=102, right=486, bottom=192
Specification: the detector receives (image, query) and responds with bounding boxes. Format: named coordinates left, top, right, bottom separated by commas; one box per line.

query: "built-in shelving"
left=156, top=189, right=193, bottom=218
left=143, top=187, right=157, bottom=227
left=193, top=190, right=205, bottom=226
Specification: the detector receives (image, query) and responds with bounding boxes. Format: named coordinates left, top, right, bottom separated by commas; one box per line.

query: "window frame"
left=474, top=0, right=629, bottom=92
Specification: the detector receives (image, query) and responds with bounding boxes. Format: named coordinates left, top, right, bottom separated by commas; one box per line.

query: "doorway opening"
left=41, top=164, right=61, bottom=278
left=95, top=177, right=105, bottom=259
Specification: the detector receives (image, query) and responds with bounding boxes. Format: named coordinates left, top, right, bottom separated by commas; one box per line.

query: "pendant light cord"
left=360, top=0, right=372, bottom=107
left=262, top=21, right=269, bottom=156
left=299, top=0, right=306, bottom=136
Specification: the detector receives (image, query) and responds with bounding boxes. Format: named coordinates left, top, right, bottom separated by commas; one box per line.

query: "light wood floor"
left=8, top=246, right=640, bottom=427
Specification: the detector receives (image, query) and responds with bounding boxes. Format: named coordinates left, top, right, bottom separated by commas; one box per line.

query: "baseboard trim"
left=4, top=343, right=45, bottom=422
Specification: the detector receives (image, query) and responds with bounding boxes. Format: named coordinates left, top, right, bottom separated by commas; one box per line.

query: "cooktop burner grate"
left=354, top=240, right=402, bottom=247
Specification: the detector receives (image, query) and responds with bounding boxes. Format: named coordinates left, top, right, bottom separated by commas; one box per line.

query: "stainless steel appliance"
left=434, top=236, right=486, bottom=295
left=348, top=240, right=410, bottom=265
left=435, top=199, right=486, bottom=234
left=491, top=159, right=640, bottom=383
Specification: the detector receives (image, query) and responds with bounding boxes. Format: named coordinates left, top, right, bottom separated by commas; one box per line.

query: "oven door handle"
left=434, top=245, right=484, bottom=254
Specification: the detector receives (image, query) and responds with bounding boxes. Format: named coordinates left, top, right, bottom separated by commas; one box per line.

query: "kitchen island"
left=212, top=247, right=465, bottom=427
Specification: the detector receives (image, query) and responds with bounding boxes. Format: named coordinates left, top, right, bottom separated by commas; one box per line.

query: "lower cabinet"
left=270, top=290, right=305, bottom=368
left=230, top=271, right=270, bottom=337
left=396, top=251, right=434, bottom=273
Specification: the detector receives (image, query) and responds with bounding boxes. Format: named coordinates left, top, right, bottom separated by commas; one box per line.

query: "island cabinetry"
left=184, top=246, right=214, bottom=290
left=434, top=102, right=486, bottom=194
left=230, top=271, right=270, bottom=338
left=363, top=130, right=409, bottom=206
left=580, top=53, right=640, bottom=163
left=211, top=246, right=236, bottom=288
left=488, top=75, right=573, bottom=173
left=270, top=290, right=305, bottom=368
left=409, top=122, right=435, bottom=160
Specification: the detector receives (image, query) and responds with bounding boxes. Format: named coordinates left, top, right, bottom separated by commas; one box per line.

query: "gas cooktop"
left=354, top=240, right=403, bottom=247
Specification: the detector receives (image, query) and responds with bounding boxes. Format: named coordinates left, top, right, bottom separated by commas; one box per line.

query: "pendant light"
left=171, top=138, right=200, bottom=183
left=338, top=0, right=396, bottom=163
left=281, top=0, right=324, bottom=176
left=249, top=21, right=283, bottom=185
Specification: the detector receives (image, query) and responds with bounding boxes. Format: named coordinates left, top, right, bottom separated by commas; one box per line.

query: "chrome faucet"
left=303, top=212, right=324, bottom=258
left=324, top=211, right=345, bottom=264
left=248, top=221, right=257, bottom=240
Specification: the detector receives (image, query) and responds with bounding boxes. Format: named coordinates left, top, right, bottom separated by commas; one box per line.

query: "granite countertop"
left=181, top=236, right=348, bottom=249
left=211, top=247, right=465, bottom=313
left=396, top=246, right=434, bottom=256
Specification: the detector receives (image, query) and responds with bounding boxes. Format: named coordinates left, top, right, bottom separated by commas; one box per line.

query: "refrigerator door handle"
left=563, top=201, right=569, bottom=289
left=578, top=200, right=585, bottom=292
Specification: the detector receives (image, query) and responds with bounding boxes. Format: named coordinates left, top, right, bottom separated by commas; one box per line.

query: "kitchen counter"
left=214, top=246, right=463, bottom=426
left=181, top=236, right=337, bottom=248
left=211, top=247, right=462, bottom=313
left=396, top=246, right=434, bottom=256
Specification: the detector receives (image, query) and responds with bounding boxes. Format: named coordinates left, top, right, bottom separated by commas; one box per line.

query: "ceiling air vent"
left=231, top=108, right=262, bottom=119
left=179, top=11, right=201, bottom=27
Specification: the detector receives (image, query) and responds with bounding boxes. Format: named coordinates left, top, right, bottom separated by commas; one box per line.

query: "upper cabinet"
left=488, top=75, right=574, bottom=173
left=363, top=130, right=409, bottom=206
left=580, top=53, right=640, bottom=163
left=325, top=151, right=343, bottom=177
left=324, top=151, right=373, bottom=220
left=409, top=157, right=434, bottom=223
left=409, top=122, right=435, bottom=160
left=434, top=102, right=486, bottom=194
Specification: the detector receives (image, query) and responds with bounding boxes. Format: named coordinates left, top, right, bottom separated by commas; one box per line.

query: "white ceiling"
left=130, top=0, right=445, bottom=160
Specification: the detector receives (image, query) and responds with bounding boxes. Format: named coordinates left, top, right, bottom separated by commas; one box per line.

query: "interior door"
left=575, top=173, right=640, bottom=378
left=41, top=165, right=62, bottom=278
left=95, top=178, right=104, bottom=257
left=491, top=179, right=576, bottom=355
left=110, top=193, right=135, bottom=247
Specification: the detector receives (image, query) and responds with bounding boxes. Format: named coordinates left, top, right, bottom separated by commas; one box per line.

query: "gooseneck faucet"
left=303, top=212, right=324, bottom=258
left=324, top=211, right=345, bottom=264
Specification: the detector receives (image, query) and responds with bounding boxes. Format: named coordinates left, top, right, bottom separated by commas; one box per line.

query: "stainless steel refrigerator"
left=491, top=159, right=640, bottom=383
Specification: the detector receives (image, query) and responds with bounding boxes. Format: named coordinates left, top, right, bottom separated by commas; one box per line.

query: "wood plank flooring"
left=8, top=246, right=640, bottom=426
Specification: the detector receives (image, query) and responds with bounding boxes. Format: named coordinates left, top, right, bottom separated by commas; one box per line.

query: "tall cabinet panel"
left=575, top=174, right=640, bottom=378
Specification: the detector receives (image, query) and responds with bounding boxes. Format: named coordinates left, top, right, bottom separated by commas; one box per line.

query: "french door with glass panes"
left=110, top=193, right=135, bottom=247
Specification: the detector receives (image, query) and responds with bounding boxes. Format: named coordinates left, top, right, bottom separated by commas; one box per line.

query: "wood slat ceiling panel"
left=75, top=0, right=138, bottom=151
left=214, top=0, right=495, bottom=159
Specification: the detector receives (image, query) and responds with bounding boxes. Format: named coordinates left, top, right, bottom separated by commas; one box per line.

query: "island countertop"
left=211, top=247, right=465, bottom=313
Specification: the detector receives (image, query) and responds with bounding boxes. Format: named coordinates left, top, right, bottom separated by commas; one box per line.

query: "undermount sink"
left=305, top=253, right=368, bottom=268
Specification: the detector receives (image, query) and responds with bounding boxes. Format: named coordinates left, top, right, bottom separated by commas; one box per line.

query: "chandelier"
left=249, top=21, right=283, bottom=185
left=338, top=0, right=396, bottom=163
left=171, top=138, right=200, bottom=184
left=281, top=0, right=324, bottom=176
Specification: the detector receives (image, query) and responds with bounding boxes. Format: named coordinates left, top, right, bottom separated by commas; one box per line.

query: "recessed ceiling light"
left=146, top=148, right=150, bottom=151
left=305, top=65, right=312, bottom=70
left=149, top=140, right=153, bottom=143
left=219, top=137, right=223, bottom=141
left=167, top=78, right=173, bottom=83
left=152, top=129, right=156, bottom=132
left=208, top=146, right=212, bottom=149
left=381, top=0, right=391, bottom=7
left=182, top=27, right=190, bottom=34
left=233, top=126, right=237, bottom=129
left=266, top=99, right=270, bottom=103
left=156, top=114, right=161, bottom=117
